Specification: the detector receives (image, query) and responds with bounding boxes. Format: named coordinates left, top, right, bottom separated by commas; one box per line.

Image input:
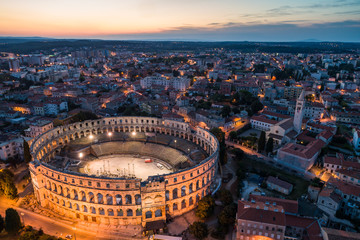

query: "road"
left=0, top=197, right=135, bottom=240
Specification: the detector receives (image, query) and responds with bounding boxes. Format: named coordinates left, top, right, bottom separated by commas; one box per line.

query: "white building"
left=140, top=76, right=190, bottom=91
left=250, top=115, right=278, bottom=131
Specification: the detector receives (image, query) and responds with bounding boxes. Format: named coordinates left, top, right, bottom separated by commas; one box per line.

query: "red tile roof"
left=248, top=195, right=298, bottom=214
left=237, top=200, right=286, bottom=226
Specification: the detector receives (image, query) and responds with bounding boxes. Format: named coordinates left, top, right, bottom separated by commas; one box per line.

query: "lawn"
left=239, top=156, right=310, bottom=200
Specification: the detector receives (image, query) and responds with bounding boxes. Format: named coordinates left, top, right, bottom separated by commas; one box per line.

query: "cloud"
left=98, top=20, right=360, bottom=42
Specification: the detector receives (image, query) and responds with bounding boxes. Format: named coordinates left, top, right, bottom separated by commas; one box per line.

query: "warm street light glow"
left=108, top=132, right=112, bottom=137
left=89, top=135, right=94, bottom=140
left=132, top=132, right=136, bottom=136
left=79, top=153, right=83, bottom=158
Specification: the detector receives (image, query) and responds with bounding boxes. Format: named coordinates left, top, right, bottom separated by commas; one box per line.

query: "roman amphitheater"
left=29, top=116, right=219, bottom=229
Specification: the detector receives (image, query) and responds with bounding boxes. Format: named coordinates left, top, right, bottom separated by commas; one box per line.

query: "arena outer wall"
left=29, top=117, right=219, bottom=227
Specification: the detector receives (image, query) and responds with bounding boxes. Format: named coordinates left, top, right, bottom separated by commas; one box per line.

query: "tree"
left=218, top=204, right=237, bottom=226
left=5, top=208, right=22, bottom=234
left=0, top=214, right=4, bottom=233
left=218, top=189, right=233, bottom=206
left=0, top=169, right=18, bottom=199
left=257, top=131, right=266, bottom=152
left=23, top=140, right=32, bottom=163
left=250, top=100, right=264, bottom=114
left=265, top=137, right=274, bottom=154
left=189, top=221, right=208, bottom=240
left=221, top=105, right=231, bottom=118
left=229, top=131, right=237, bottom=141
left=210, top=128, right=227, bottom=165
left=195, top=195, right=215, bottom=219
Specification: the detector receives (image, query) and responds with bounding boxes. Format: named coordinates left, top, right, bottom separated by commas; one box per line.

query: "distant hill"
left=0, top=36, right=55, bottom=44
left=0, top=37, right=359, bottom=54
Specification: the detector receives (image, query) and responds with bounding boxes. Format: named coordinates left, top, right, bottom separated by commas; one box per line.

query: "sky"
left=0, top=0, right=359, bottom=42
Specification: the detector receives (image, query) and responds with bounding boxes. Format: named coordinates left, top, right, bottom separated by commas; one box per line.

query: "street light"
left=132, top=131, right=136, bottom=137
left=89, top=135, right=94, bottom=140
left=108, top=132, right=112, bottom=141
left=79, top=153, right=83, bottom=159
left=174, top=140, right=177, bottom=149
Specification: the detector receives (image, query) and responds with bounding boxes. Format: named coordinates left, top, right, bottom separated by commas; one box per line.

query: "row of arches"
left=47, top=191, right=204, bottom=218
left=48, top=195, right=141, bottom=217
left=46, top=181, right=141, bottom=205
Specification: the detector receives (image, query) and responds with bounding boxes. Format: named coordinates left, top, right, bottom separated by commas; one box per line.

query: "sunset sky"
left=1, top=0, right=359, bottom=41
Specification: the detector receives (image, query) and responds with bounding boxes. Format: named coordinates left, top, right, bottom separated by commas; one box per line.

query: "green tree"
left=257, top=131, right=266, bottom=152
left=0, top=214, right=4, bottom=233
left=5, top=208, right=22, bottom=234
left=23, top=140, right=32, bottom=163
left=195, top=195, right=215, bottom=219
left=189, top=221, right=208, bottom=240
left=265, top=137, right=274, bottom=154
left=0, top=169, right=18, bottom=199
left=218, top=204, right=237, bottom=226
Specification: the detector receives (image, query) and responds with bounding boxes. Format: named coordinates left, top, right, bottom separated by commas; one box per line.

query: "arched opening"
left=173, top=203, right=178, bottom=211
left=106, top=194, right=113, bottom=205
left=189, top=183, right=193, bottom=194
left=145, top=211, right=152, bottom=219
left=125, top=195, right=132, bottom=204
left=155, top=209, right=162, bottom=217
left=117, top=209, right=123, bottom=216
left=115, top=195, right=122, bottom=205
left=80, top=191, right=86, bottom=201
left=108, top=209, right=114, bottom=216
left=181, top=199, right=186, bottom=209
left=127, top=209, right=133, bottom=216
left=99, top=208, right=105, bottom=215
left=88, top=192, right=95, bottom=203
left=172, top=188, right=178, bottom=199
left=82, top=205, right=88, bottom=212
left=181, top=186, right=186, bottom=197
left=97, top=193, right=104, bottom=204
left=189, top=197, right=194, bottom=206
left=91, top=207, right=96, bottom=214
left=136, top=209, right=142, bottom=216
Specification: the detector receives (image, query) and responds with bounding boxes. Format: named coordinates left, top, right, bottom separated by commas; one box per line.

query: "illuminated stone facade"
left=29, top=117, right=219, bottom=226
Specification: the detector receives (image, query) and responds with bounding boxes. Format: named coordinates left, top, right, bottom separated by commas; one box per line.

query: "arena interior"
left=29, top=117, right=219, bottom=229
